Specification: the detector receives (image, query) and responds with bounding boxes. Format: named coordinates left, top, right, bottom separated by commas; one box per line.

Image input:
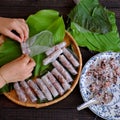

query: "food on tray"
left=43, top=48, right=63, bottom=65
left=13, top=40, right=80, bottom=103
left=46, top=71, right=65, bottom=96
left=36, top=78, right=53, bottom=101
left=20, top=81, right=37, bottom=102
left=45, top=41, right=66, bottom=56
left=51, top=68, right=71, bottom=91
left=14, top=82, right=27, bottom=102
left=4, top=31, right=82, bottom=108
left=41, top=75, right=59, bottom=98
left=63, top=48, right=79, bottom=67
left=52, top=60, right=73, bottom=83
left=59, top=54, right=77, bottom=75
left=27, top=80, right=46, bottom=101
left=20, top=42, right=31, bottom=55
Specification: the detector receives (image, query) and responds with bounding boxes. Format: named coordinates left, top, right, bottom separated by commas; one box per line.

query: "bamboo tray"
left=4, top=31, right=82, bottom=108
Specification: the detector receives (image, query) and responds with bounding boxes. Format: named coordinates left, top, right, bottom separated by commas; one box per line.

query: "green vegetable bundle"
left=68, top=0, right=120, bottom=52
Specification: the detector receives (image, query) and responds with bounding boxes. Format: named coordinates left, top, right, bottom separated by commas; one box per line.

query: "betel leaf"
left=68, top=0, right=120, bottom=52
left=26, top=9, right=65, bottom=44
left=68, top=0, right=112, bottom=34
left=0, top=39, right=21, bottom=67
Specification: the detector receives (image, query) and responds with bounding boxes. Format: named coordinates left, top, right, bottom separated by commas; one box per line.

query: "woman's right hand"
left=0, top=17, right=29, bottom=43
left=0, top=54, right=36, bottom=87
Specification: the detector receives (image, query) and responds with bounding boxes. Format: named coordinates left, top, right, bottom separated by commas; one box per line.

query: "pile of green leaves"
left=68, top=0, right=120, bottom=52
left=0, top=10, right=65, bottom=92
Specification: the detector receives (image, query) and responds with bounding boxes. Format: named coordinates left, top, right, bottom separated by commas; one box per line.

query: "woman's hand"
left=0, top=54, right=36, bottom=87
left=0, top=17, right=29, bottom=42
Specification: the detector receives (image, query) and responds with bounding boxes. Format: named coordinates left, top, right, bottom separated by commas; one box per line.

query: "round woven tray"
left=4, top=31, right=82, bottom=108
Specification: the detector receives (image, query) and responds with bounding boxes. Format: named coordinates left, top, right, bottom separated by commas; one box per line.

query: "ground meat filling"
left=87, top=57, right=119, bottom=104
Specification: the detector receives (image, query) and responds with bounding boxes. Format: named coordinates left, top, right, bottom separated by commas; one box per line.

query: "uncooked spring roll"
left=36, top=78, right=53, bottom=101
left=20, top=81, right=37, bottom=102
left=43, top=49, right=63, bottom=65
left=63, top=48, right=79, bottom=67
left=51, top=68, right=71, bottom=91
left=46, top=72, right=65, bottom=95
left=45, top=41, right=66, bottom=56
left=14, top=82, right=27, bottom=102
left=59, top=55, right=77, bottom=75
left=27, top=80, right=46, bottom=101
left=52, top=60, right=73, bottom=83
left=41, top=75, right=59, bottom=98
left=21, top=42, right=31, bottom=55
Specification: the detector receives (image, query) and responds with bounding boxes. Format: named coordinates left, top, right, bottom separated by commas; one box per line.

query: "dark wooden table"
left=0, top=0, right=120, bottom=120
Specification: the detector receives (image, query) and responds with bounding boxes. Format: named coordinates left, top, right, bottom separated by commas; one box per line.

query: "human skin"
left=0, top=54, right=36, bottom=88
left=0, top=17, right=36, bottom=88
left=0, top=17, right=29, bottom=43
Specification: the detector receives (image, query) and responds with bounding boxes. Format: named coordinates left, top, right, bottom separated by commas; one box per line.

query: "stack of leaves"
left=68, top=0, right=120, bottom=52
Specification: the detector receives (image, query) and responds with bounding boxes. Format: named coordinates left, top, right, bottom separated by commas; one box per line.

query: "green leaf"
left=0, top=84, right=13, bottom=94
left=68, top=0, right=112, bottom=34
left=26, top=10, right=65, bottom=44
left=0, top=39, right=21, bottom=67
left=68, top=0, right=120, bottom=52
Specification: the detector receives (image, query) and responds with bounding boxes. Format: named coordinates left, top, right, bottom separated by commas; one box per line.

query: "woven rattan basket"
left=4, top=31, right=82, bottom=108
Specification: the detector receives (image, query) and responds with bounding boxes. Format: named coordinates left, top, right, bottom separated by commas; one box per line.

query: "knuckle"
left=11, top=19, right=17, bottom=25
left=19, top=18, right=25, bottom=23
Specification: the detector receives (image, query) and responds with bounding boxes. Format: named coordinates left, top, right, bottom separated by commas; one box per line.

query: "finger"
left=27, top=59, right=36, bottom=69
left=21, top=54, right=31, bottom=64
left=18, top=19, right=29, bottom=41
left=26, top=67, right=34, bottom=75
left=24, top=72, right=33, bottom=79
left=12, top=26, right=24, bottom=42
left=18, top=19, right=26, bottom=23
left=3, top=30, right=21, bottom=42
left=27, top=72, right=33, bottom=78
left=15, top=54, right=26, bottom=61
left=20, top=24, right=29, bottom=41
left=19, top=72, right=32, bottom=81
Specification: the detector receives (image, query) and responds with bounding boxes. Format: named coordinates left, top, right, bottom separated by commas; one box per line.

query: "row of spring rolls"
left=14, top=41, right=80, bottom=103
left=43, top=42, right=79, bottom=68
left=14, top=67, right=71, bottom=103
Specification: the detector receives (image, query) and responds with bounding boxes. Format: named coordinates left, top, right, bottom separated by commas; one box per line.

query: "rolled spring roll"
left=46, top=72, right=65, bottom=95
left=14, top=82, right=27, bottom=102
left=51, top=68, right=71, bottom=91
left=36, top=78, right=53, bottom=101
left=20, top=81, right=37, bottom=102
left=63, top=48, right=79, bottom=67
left=45, top=41, right=66, bottom=55
left=59, top=55, right=77, bottom=75
left=52, top=60, right=73, bottom=83
left=43, top=49, right=63, bottom=65
left=21, top=42, right=31, bottom=55
left=41, top=75, right=59, bottom=98
left=27, top=80, right=46, bottom=101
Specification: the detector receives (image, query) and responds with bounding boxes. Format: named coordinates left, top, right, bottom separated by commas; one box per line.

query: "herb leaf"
left=68, top=0, right=120, bottom=52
